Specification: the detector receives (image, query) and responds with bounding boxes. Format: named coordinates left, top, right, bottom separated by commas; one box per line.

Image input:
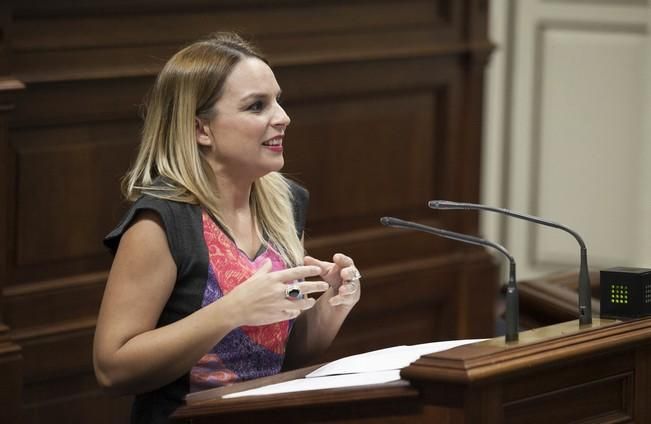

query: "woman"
left=93, top=32, right=361, bottom=423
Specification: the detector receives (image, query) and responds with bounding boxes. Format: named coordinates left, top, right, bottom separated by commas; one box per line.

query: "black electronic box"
left=600, top=267, right=651, bottom=319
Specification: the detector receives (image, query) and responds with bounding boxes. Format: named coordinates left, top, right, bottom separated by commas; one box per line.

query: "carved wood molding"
left=401, top=318, right=651, bottom=384
left=0, top=78, right=25, bottom=108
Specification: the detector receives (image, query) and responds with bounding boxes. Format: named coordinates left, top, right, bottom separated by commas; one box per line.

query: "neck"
left=212, top=171, right=254, bottom=213
left=211, top=171, right=263, bottom=256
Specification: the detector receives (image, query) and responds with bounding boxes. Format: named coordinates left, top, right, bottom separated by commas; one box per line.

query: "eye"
left=247, top=100, right=265, bottom=112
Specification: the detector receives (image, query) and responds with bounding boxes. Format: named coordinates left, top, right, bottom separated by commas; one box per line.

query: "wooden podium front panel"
left=403, top=318, right=651, bottom=423
left=500, top=352, right=634, bottom=423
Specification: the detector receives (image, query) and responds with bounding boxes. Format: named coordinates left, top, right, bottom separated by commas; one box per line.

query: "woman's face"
left=198, top=56, right=291, bottom=181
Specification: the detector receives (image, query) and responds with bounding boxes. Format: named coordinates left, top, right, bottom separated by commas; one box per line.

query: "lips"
left=262, top=136, right=283, bottom=147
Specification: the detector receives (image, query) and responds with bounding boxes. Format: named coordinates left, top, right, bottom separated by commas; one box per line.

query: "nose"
left=272, top=102, right=291, bottom=129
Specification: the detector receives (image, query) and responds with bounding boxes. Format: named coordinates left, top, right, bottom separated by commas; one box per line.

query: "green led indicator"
left=611, top=284, right=629, bottom=304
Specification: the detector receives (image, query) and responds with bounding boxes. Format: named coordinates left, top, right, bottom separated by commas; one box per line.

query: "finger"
left=329, top=294, right=355, bottom=306
left=282, top=308, right=301, bottom=320
left=303, top=256, right=333, bottom=274
left=271, top=265, right=322, bottom=282
left=340, top=280, right=359, bottom=295
left=294, top=297, right=317, bottom=310
left=343, top=266, right=362, bottom=282
left=297, top=281, right=330, bottom=294
left=303, top=255, right=328, bottom=267
left=329, top=282, right=360, bottom=306
left=333, top=253, right=354, bottom=267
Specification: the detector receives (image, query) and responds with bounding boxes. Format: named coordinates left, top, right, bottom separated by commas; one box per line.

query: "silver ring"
left=345, top=267, right=362, bottom=283
left=346, top=280, right=359, bottom=293
left=285, top=283, right=301, bottom=300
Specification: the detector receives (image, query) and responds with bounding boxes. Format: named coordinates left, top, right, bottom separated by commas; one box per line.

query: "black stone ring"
left=285, top=284, right=301, bottom=299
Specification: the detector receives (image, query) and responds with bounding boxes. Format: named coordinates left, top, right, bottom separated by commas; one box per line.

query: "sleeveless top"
left=103, top=181, right=309, bottom=424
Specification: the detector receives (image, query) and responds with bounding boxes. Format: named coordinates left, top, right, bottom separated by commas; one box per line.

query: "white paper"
left=222, top=369, right=401, bottom=399
left=306, top=339, right=484, bottom=378
left=221, top=339, right=484, bottom=399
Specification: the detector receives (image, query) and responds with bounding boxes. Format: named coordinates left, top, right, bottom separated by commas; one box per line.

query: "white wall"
left=483, top=0, right=651, bottom=280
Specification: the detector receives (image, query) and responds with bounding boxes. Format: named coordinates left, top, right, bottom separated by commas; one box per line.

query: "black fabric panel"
left=288, top=179, right=309, bottom=238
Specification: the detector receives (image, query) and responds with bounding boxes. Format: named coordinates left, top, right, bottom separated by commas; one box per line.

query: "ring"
left=285, top=283, right=301, bottom=300
left=345, top=267, right=362, bottom=283
left=346, top=280, right=359, bottom=294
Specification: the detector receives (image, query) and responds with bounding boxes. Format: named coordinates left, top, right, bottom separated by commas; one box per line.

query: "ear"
left=195, top=117, right=213, bottom=147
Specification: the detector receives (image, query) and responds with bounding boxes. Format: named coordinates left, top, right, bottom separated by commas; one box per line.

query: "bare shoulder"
left=112, top=208, right=176, bottom=286
left=121, top=209, right=167, bottom=246
left=99, top=209, right=177, bottom=334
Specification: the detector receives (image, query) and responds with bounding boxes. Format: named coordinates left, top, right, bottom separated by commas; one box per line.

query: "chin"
left=269, top=157, right=285, bottom=172
left=254, top=159, right=284, bottom=178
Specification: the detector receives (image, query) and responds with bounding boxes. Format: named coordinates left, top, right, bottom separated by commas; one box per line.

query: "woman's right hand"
left=226, top=259, right=329, bottom=326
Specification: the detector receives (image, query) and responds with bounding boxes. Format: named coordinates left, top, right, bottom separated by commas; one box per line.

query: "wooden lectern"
left=171, top=318, right=651, bottom=423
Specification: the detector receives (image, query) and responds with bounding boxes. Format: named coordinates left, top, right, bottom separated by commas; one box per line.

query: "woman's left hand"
left=303, top=253, right=361, bottom=307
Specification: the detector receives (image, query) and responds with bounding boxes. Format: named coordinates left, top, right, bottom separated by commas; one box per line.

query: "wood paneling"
left=0, top=27, right=25, bottom=420
left=13, top=124, right=136, bottom=269
left=0, top=0, right=495, bottom=421
left=0, top=335, right=22, bottom=424
left=4, top=273, right=106, bottom=331
left=287, top=91, right=437, bottom=222
left=401, top=319, right=651, bottom=423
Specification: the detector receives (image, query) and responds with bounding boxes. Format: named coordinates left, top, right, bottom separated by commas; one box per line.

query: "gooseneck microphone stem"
left=429, top=200, right=592, bottom=326
left=380, top=216, right=519, bottom=343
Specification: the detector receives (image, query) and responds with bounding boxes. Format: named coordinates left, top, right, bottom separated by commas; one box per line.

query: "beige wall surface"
left=483, top=0, right=651, bottom=280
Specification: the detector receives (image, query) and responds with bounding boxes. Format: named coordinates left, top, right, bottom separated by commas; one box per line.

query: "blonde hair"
left=123, top=32, right=304, bottom=266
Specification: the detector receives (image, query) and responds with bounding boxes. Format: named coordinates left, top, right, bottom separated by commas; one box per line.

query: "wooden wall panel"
left=286, top=91, right=436, bottom=222
left=4, top=274, right=105, bottom=332
left=13, top=79, right=150, bottom=125
left=11, top=0, right=459, bottom=83
left=0, top=0, right=496, bottom=422
left=13, top=124, right=136, bottom=272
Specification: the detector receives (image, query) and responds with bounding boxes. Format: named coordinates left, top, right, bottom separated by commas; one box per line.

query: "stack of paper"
left=223, top=339, right=484, bottom=399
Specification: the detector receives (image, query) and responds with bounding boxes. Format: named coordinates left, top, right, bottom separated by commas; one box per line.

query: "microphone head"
left=380, top=216, right=391, bottom=226
left=428, top=200, right=455, bottom=209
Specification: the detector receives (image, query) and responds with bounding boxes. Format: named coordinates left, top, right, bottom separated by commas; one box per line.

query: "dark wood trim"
left=0, top=74, right=25, bottom=424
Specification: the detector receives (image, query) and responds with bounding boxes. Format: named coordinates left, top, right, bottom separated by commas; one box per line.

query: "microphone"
left=428, top=200, right=592, bottom=326
left=380, top=216, right=519, bottom=343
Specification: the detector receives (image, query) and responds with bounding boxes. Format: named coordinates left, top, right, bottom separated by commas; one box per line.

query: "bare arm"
left=93, top=211, right=326, bottom=395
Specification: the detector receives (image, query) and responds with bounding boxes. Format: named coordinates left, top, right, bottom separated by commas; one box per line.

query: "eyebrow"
left=239, top=90, right=282, bottom=104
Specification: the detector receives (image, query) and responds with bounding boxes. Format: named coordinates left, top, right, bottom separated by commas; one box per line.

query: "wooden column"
left=0, top=4, right=24, bottom=421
